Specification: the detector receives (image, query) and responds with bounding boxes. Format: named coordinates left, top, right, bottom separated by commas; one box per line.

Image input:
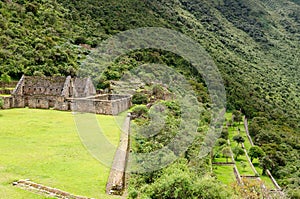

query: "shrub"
left=216, top=138, right=227, bottom=146
left=130, top=105, right=148, bottom=119
left=132, top=93, right=148, bottom=105
left=220, top=128, right=229, bottom=140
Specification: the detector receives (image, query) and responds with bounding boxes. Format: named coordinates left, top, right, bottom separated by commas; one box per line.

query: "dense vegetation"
left=0, top=0, right=299, bottom=197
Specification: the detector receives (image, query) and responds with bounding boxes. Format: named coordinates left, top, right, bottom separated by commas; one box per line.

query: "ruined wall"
left=4, top=75, right=131, bottom=115
left=1, top=97, right=13, bottom=109
left=61, top=76, right=72, bottom=98
left=84, top=78, right=96, bottom=97
left=0, top=81, right=18, bottom=88
left=23, top=76, right=66, bottom=96
left=13, top=96, right=25, bottom=108
left=28, top=97, right=49, bottom=109
left=69, top=95, right=132, bottom=115
left=73, top=77, right=96, bottom=98
left=111, top=97, right=132, bottom=115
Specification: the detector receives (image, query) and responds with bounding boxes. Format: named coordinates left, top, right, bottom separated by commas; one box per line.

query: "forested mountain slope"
left=0, top=0, right=299, bottom=197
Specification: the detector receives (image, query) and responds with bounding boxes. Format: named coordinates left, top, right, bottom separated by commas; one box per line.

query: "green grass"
left=213, top=157, right=231, bottom=163
left=0, top=108, right=121, bottom=199
left=213, top=165, right=236, bottom=185
left=0, top=88, right=14, bottom=91
left=0, top=94, right=11, bottom=97
left=228, top=123, right=255, bottom=176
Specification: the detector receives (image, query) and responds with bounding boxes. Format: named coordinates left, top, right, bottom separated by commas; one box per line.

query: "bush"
left=216, top=138, right=227, bottom=146
left=130, top=105, right=148, bottom=119
left=142, top=162, right=234, bottom=198
left=220, top=128, right=229, bottom=140
left=132, top=93, right=148, bottom=105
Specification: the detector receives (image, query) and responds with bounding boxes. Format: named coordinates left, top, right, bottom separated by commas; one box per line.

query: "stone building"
left=1, top=75, right=131, bottom=115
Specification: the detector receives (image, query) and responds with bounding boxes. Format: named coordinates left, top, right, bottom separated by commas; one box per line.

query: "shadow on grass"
left=253, top=162, right=259, bottom=167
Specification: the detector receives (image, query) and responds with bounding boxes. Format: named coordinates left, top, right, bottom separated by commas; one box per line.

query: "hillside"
left=0, top=0, right=299, bottom=198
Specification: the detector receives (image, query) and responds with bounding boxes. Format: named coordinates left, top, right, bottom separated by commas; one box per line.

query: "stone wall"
left=0, top=89, right=12, bottom=95
left=3, top=76, right=131, bottom=115
left=73, top=77, right=96, bottom=98
left=106, top=113, right=131, bottom=195
left=23, top=76, right=66, bottom=96
left=1, top=96, right=13, bottom=109
left=111, top=97, right=131, bottom=115
left=0, top=81, right=18, bottom=88
left=70, top=95, right=132, bottom=115
left=14, top=179, right=93, bottom=199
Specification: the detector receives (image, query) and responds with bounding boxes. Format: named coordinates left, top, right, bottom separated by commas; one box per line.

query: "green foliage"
left=216, top=138, right=227, bottom=147
left=151, top=84, right=164, bottom=99
left=248, top=117, right=269, bottom=137
left=0, top=73, right=11, bottom=84
left=1, top=0, right=299, bottom=196
left=221, top=146, right=231, bottom=163
left=220, top=128, right=229, bottom=140
left=260, top=156, right=274, bottom=175
left=139, top=161, right=234, bottom=199
left=232, top=135, right=245, bottom=146
left=233, top=146, right=245, bottom=161
left=130, top=105, right=148, bottom=119
left=132, top=93, right=148, bottom=105
left=248, top=145, right=265, bottom=162
left=232, top=110, right=242, bottom=124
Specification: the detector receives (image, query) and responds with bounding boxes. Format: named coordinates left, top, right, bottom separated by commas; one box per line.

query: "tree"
left=220, top=128, right=229, bottom=140
left=248, top=146, right=265, bottom=162
left=233, top=146, right=245, bottom=160
left=233, top=135, right=245, bottom=147
left=0, top=73, right=11, bottom=89
left=222, top=147, right=232, bottom=163
left=260, top=156, right=274, bottom=175
left=142, top=162, right=234, bottom=198
left=216, top=138, right=227, bottom=146
left=232, top=110, right=242, bottom=125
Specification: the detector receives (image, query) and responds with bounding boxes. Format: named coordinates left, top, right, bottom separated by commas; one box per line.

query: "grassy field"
left=213, top=165, right=235, bottom=185
left=0, top=108, right=122, bottom=199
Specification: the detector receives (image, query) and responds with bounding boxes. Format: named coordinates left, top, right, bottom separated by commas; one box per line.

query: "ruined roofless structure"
left=1, top=75, right=132, bottom=115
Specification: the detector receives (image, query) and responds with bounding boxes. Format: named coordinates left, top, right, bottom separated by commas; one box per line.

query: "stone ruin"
left=1, top=75, right=132, bottom=115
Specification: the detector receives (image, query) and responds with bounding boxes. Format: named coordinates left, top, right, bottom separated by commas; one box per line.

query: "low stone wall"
left=266, top=169, right=282, bottom=190
left=0, top=81, right=18, bottom=88
left=13, top=179, right=94, bottom=199
left=233, top=165, right=243, bottom=185
left=0, top=89, right=12, bottom=95
left=106, top=113, right=131, bottom=195
left=70, top=95, right=132, bottom=115
left=242, top=143, right=259, bottom=176
left=244, top=117, right=254, bottom=146
left=212, top=162, right=234, bottom=165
